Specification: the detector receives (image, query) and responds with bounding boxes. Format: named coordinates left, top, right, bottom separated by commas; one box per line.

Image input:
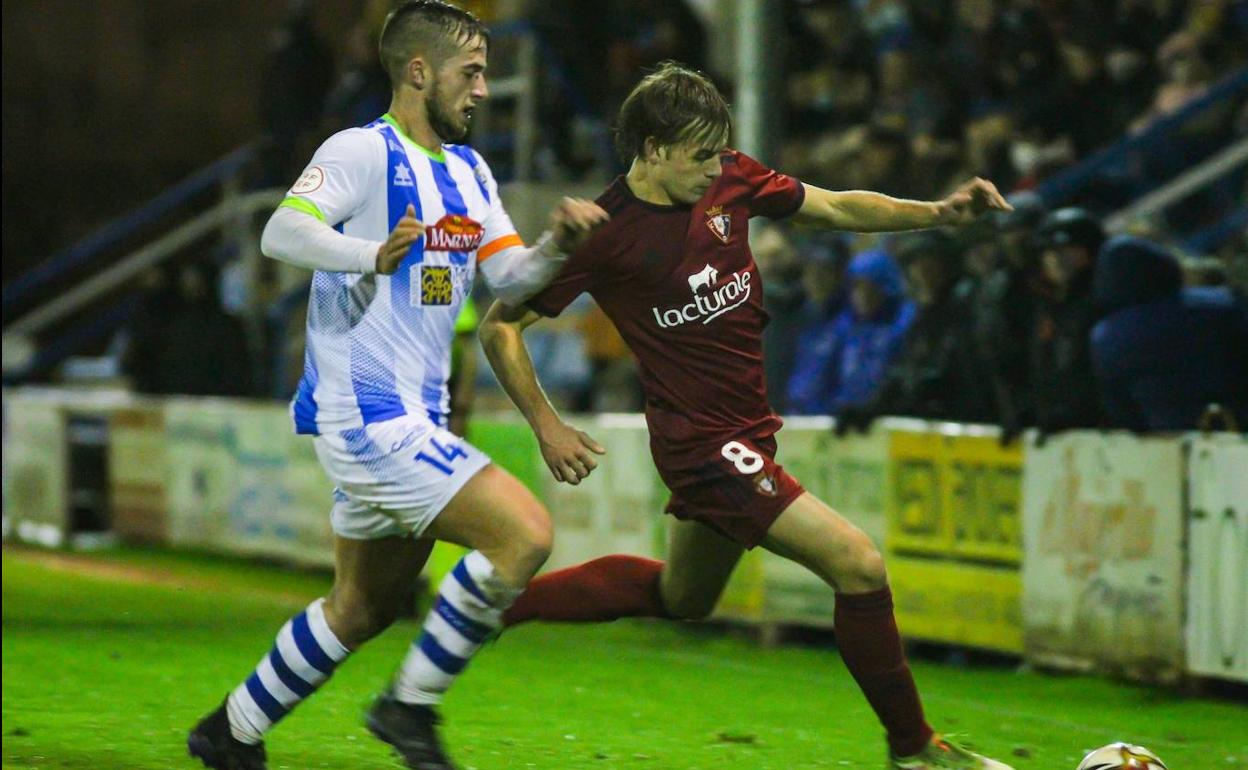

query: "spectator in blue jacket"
left=773, top=234, right=853, bottom=414
left=1092, top=235, right=1248, bottom=432
left=787, top=248, right=914, bottom=416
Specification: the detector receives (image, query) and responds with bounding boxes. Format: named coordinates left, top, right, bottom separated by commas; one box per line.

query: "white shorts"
left=313, top=415, right=491, bottom=540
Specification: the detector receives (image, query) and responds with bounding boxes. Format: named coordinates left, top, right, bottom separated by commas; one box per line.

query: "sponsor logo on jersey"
left=393, top=162, right=415, bottom=187
left=421, top=266, right=454, bottom=305
left=291, top=165, right=324, bottom=194
left=652, top=266, right=752, bottom=328
left=705, top=204, right=731, bottom=243
left=687, top=264, right=719, bottom=293
left=424, top=214, right=484, bottom=252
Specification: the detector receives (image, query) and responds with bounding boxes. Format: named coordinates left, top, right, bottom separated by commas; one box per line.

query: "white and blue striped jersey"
left=281, top=114, right=521, bottom=436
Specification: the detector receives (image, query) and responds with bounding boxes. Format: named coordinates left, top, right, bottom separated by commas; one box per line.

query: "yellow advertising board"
left=886, top=423, right=1023, bottom=653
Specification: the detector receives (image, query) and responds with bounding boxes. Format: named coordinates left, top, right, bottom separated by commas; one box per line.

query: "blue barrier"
left=1037, top=68, right=1248, bottom=208
left=3, top=143, right=257, bottom=315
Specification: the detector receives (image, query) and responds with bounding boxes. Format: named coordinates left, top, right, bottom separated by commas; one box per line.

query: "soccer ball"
left=1076, top=743, right=1167, bottom=770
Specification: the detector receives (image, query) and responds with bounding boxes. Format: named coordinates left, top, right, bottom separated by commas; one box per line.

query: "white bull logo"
left=687, top=264, right=719, bottom=294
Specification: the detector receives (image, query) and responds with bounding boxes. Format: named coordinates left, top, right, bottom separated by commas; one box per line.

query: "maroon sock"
left=834, top=586, right=933, bottom=758
left=502, top=555, right=670, bottom=627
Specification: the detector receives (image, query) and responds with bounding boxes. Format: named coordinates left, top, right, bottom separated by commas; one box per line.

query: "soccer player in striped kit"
left=481, top=63, right=1017, bottom=770
left=186, top=3, right=606, bottom=769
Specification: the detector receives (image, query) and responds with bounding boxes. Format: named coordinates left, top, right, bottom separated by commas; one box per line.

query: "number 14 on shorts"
left=415, top=436, right=468, bottom=475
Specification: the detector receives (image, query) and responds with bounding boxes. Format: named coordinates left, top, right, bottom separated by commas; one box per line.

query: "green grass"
left=3, top=547, right=1244, bottom=770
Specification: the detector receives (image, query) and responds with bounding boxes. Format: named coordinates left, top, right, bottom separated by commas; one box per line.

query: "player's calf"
left=215, top=599, right=351, bottom=747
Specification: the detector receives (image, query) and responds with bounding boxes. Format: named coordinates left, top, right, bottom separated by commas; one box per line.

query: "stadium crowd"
left=757, top=205, right=1247, bottom=438
left=756, top=0, right=1248, bottom=436
left=105, top=0, right=1246, bottom=436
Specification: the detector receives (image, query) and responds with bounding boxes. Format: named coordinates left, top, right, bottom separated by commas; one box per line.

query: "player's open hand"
left=550, top=197, right=609, bottom=253
left=537, top=419, right=606, bottom=485
left=937, top=177, right=1012, bottom=226
left=375, top=203, right=425, bottom=274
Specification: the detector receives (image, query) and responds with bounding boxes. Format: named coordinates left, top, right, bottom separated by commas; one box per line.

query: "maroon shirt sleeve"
left=723, top=150, right=805, bottom=219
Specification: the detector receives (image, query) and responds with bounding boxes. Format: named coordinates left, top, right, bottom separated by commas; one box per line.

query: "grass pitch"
left=3, top=546, right=1244, bottom=770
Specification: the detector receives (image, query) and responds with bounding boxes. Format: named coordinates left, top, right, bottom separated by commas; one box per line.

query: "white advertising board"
left=1022, top=432, right=1185, bottom=680
left=1186, top=434, right=1248, bottom=683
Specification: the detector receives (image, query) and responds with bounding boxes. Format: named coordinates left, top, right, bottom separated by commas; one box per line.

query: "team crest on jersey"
left=393, top=162, right=415, bottom=187
left=420, top=266, right=454, bottom=305
left=425, top=214, right=484, bottom=253
left=705, top=205, right=731, bottom=244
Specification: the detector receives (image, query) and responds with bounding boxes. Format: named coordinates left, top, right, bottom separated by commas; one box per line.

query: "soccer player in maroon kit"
left=479, top=63, right=1015, bottom=770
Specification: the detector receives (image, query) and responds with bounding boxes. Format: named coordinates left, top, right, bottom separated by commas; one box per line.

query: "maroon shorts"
left=659, top=435, right=805, bottom=549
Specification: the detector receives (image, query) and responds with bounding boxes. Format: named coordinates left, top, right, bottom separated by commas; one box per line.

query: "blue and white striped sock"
left=394, top=551, right=520, bottom=705
left=226, top=598, right=350, bottom=744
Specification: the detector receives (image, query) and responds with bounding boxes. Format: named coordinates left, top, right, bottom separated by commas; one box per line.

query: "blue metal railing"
left=3, top=295, right=140, bottom=384
left=1037, top=68, right=1248, bottom=208
left=2, top=143, right=257, bottom=317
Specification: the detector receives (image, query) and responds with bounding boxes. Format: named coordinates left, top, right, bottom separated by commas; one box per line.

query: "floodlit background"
left=3, top=1, right=1246, bottom=769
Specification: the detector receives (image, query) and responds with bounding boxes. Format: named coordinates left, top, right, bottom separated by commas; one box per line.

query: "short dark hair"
left=614, top=61, right=732, bottom=161
left=378, top=0, right=489, bottom=89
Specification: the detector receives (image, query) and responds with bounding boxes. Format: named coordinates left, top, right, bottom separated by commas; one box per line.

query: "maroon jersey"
left=527, top=151, right=805, bottom=472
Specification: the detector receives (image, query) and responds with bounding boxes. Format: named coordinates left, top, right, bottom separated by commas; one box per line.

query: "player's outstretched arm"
left=478, top=198, right=608, bottom=306
left=260, top=202, right=423, bottom=275
left=791, top=177, right=1012, bottom=232
left=479, top=301, right=606, bottom=485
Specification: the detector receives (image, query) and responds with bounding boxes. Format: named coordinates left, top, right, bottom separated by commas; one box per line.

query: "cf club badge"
left=705, top=205, right=731, bottom=244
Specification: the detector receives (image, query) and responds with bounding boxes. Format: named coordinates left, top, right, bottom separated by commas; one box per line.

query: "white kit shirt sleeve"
left=469, top=151, right=571, bottom=306
left=260, top=128, right=386, bottom=274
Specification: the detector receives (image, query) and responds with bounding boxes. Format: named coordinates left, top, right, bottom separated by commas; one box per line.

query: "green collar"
left=381, top=113, right=446, bottom=162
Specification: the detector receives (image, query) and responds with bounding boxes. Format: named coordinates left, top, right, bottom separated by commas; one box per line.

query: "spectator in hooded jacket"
left=1092, top=235, right=1248, bottom=432
left=788, top=248, right=914, bottom=417
left=764, top=231, right=850, bottom=413
left=837, top=230, right=983, bottom=433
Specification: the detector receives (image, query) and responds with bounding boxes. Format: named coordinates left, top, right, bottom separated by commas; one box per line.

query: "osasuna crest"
left=705, top=205, right=731, bottom=243
left=753, top=471, right=778, bottom=497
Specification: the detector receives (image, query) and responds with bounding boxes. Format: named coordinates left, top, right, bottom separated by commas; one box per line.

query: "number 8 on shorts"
left=721, top=441, right=764, bottom=474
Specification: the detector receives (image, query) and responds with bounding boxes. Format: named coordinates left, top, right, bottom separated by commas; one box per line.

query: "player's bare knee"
left=515, top=509, right=553, bottom=572
left=840, top=536, right=887, bottom=592
left=512, top=500, right=553, bottom=560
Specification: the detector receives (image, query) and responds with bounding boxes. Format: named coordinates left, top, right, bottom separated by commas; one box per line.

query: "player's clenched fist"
left=937, top=177, right=1012, bottom=226
left=375, top=203, right=425, bottom=275
left=550, top=197, right=609, bottom=253
left=537, top=418, right=607, bottom=485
